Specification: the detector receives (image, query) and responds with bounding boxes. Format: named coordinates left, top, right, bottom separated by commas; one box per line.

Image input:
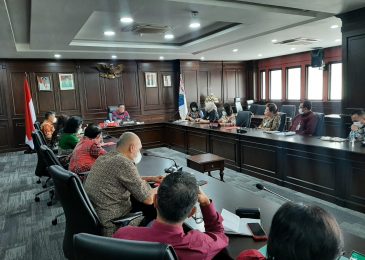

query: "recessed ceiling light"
left=335, top=39, right=341, bottom=42
left=200, top=57, right=205, bottom=61
left=159, top=56, right=164, bottom=60
left=104, top=31, right=115, bottom=36
left=189, top=22, right=201, bottom=29
left=111, top=55, right=117, bottom=59
left=54, top=54, right=61, bottom=58
left=120, top=17, right=134, bottom=24
left=330, top=24, right=339, bottom=29
left=290, top=47, right=296, bottom=51
left=258, top=54, right=262, bottom=57
left=271, top=39, right=278, bottom=43
left=232, top=49, right=238, bottom=52
left=164, top=33, right=174, bottom=40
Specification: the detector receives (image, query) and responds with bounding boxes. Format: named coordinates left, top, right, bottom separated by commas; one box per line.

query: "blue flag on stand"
left=178, top=74, right=188, bottom=120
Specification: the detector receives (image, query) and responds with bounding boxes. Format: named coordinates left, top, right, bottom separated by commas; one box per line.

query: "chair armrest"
left=56, top=155, right=69, bottom=160
left=78, top=171, right=90, bottom=177
left=111, top=211, right=143, bottom=227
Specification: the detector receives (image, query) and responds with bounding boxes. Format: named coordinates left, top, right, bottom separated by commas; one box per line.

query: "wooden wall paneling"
left=345, top=161, right=365, bottom=212
left=0, top=120, right=11, bottom=150
left=55, top=72, right=80, bottom=114
left=180, top=61, right=199, bottom=106
left=32, top=72, right=57, bottom=114
left=164, top=124, right=187, bottom=153
left=8, top=71, right=28, bottom=117
left=187, top=128, right=209, bottom=155
left=198, top=71, right=209, bottom=103
left=161, top=72, right=175, bottom=106
left=223, top=62, right=247, bottom=105
left=224, top=69, right=237, bottom=103
left=199, top=62, right=223, bottom=102
left=81, top=71, right=105, bottom=112
left=103, top=77, right=122, bottom=108
left=121, top=70, right=140, bottom=111
left=210, top=131, right=240, bottom=171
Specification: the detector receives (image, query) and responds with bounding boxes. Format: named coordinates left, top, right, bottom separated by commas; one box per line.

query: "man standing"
left=289, top=100, right=318, bottom=135
left=84, top=132, right=162, bottom=236
left=112, top=104, right=130, bottom=121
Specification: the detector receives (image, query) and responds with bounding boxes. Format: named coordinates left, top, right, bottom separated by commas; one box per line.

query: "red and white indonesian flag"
left=24, top=75, right=36, bottom=149
left=178, top=74, right=188, bottom=120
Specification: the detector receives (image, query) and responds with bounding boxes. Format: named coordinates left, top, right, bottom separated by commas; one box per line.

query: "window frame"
left=269, top=68, right=283, bottom=100
left=286, top=66, right=301, bottom=101
left=306, top=65, right=324, bottom=101
left=328, top=62, right=342, bottom=101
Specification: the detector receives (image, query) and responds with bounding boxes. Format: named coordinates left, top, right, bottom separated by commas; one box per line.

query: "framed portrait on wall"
left=163, top=75, right=172, bottom=87
left=37, top=76, right=52, bottom=91
left=59, top=73, right=75, bottom=90
left=145, top=72, right=157, bottom=88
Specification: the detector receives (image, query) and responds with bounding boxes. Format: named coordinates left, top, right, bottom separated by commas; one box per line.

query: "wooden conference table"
left=103, top=137, right=365, bottom=259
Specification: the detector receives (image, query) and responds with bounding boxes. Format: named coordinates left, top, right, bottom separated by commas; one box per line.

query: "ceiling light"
left=330, top=24, right=339, bottom=29
left=335, top=39, right=341, bottom=42
left=271, top=39, right=278, bottom=43
left=120, top=17, right=134, bottom=24
left=200, top=57, right=205, bottom=61
left=164, top=33, right=174, bottom=40
left=258, top=54, right=262, bottom=57
left=159, top=56, right=164, bottom=60
left=290, top=47, right=296, bottom=50
left=104, top=31, right=115, bottom=36
left=54, top=54, right=61, bottom=58
left=111, top=55, right=117, bottom=59
left=189, top=11, right=201, bottom=29
left=232, top=49, right=238, bottom=52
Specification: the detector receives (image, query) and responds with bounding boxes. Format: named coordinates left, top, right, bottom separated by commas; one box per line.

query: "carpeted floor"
left=1, top=148, right=365, bottom=260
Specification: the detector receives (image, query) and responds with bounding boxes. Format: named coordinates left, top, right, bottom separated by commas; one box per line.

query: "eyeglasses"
left=192, top=213, right=204, bottom=224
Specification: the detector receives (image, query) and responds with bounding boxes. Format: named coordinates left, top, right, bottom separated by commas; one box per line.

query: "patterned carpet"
left=0, top=149, right=365, bottom=260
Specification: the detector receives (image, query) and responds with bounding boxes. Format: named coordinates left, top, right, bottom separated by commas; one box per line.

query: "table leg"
left=208, top=171, right=212, bottom=177
left=219, top=169, right=224, bottom=182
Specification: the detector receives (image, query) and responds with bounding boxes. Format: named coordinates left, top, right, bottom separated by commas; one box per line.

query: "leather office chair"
left=249, top=104, right=258, bottom=114
left=236, top=111, right=252, bottom=128
left=73, top=233, right=178, bottom=260
left=255, top=105, right=266, bottom=115
left=313, top=112, right=325, bottom=136
left=280, top=105, right=296, bottom=119
left=107, top=106, right=118, bottom=121
left=278, top=112, right=287, bottom=132
left=34, top=121, right=41, bottom=131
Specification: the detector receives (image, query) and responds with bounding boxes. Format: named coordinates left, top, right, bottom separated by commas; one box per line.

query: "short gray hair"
left=116, top=132, right=138, bottom=149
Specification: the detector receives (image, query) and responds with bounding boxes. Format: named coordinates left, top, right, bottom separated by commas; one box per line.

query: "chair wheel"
left=47, top=201, right=53, bottom=206
left=35, top=197, right=40, bottom=202
left=52, top=219, right=57, bottom=225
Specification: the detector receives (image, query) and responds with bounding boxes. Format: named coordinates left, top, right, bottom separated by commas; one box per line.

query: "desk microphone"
left=237, top=120, right=248, bottom=134
left=142, top=152, right=182, bottom=173
left=256, top=183, right=292, bottom=202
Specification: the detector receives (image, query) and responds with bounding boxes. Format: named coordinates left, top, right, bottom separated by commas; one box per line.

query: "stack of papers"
left=221, top=209, right=261, bottom=236
left=273, top=131, right=296, bottom=136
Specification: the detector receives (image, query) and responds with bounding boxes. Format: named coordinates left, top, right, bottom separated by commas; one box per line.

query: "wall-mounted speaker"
left=311, top=49, right=324, bottom=67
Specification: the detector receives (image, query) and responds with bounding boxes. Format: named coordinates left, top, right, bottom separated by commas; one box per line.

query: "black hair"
left=63, top=116, right=83, bottom=134
left=302, top=100, right=312, bottom=110
left=157, top=171, right=199, bottom=224
left=190, top=102, right=198, bottom=110
left=45, top=111, right=55, bottom=120
left=351, top=110, right=365, bottom=116
left=266, top=103, right=278, bottom=114
left=267, top=202, right=343, bottom=260
left=84, top=123, right=102, bottom=139
left=55, top=114, right=69, bottom=132
left=223, top=103, right=233, bottom=116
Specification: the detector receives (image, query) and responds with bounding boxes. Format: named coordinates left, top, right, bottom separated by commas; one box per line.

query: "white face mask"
left=354, top=121, right=363, bottom=127
left=192, top=107, right=197, bottom=112
left=52, top=117, right=57, bottom=123
left=222, top=111, right=227, bottom=116
left=133, top=151, right=142, bottom=164
left=77, top=128, right=83, bottom=134
left=298, top=108, right=304, bottom=115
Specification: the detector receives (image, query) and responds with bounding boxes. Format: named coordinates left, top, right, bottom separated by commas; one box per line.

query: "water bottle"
left=349, top=131, right=355, bottom=145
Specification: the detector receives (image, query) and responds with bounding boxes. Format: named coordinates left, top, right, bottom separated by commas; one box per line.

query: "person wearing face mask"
left=68, top=124, right=107, bottom=181
left=218, top=103, right=236, bottom=126
left=186, top=102, right=203, bottom=121
left=349, top=110, right=365, bottom=141
left=84, top=132, right=162, bottom=237
left=258, top=103, right=281, bottom=131
left=289, top=100, right=318, bottom=135
left=40, top=111, right=57, bottom=144
left=58, top=116, right=83, bottom=156
left=196, top=100, right=219, bottom=123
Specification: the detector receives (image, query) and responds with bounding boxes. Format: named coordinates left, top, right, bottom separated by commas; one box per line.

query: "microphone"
left=142, top=152, right=182, bottom=173
left=256, top=183, right=292, bottom=202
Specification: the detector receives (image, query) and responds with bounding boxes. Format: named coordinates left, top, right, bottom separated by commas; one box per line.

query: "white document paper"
left=273, top=131, right=296, bottom=136
left=221, top=209, right=261, bottom=236
left=263, top=130, right=280, bottom=134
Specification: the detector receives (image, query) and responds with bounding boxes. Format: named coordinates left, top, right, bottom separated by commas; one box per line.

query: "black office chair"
left=255, top=105, right=266, bottom=115
left=313, top=112, right=325, bottom=136
left=49, top=165, right=143, bottom=259
left=277, top=112, right=287, bottom=132
left=34, top=121, right=41, bottom=131
left=280, top=105, right=296, bottom=119
left=249, top=104, right=258, bottom=114
left=107, top=106, right=118, bottom=121
left=73, top=233, right=178, bottom=260
left=236, top=111, right=252, bottom=127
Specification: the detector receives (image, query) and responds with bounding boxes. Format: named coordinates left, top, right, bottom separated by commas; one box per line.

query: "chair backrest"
left=280, top=105, right=296, bottom=118
left=49, top=165, right=102, bottom=259
left=249, top=104, right=258, bottom=114
left=40, top=145, right=62, bottom=168
left=107, top=106, right=118, bottom=121
left=234, top=98, right=243, bottom=112
left=278, top=112, right=287, bottom=132
left=255, top=105, right=266, bottom=115
left=313, top=112, right=325, bottom=136
left=73, top=233, right=178, bottom=260
left=34, top=121, right=41, bottom=131
left=236, top=111, right=252, bottom=127
left=32, top=131, right=49, bottom=177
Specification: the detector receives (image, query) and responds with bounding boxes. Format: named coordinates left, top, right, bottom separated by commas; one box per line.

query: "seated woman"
left=237, top=202, right=344, bottom=260
left=218, top=103, right=236, bottom=126
left=349, top=110, right=365, bottom=141
left=258, top=103, right=281, bottom=131
left=58, top=116, right=83, bottom=156
left=40, top=111, right=57, bottom=144
left=51, top=114, right=69, bottom=146
left=69, top=124, right=106, bottom=181
left=186, top=102, right=203, bottom=121
left=196, top=98, right=219, bottom=123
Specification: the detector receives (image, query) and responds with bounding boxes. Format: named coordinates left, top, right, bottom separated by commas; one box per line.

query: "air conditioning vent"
left=275, top=37, right=319, bottom=45
left=121, top=24, right=170, bottom=34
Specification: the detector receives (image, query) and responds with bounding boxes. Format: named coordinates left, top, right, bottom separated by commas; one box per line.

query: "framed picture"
left=163, top=75, right=172, bottom=87
left=59, top=73, right=75, bottom=90
left=37, top=76, right=52, bottom=91
left=145, top=72, right=157, bottom=88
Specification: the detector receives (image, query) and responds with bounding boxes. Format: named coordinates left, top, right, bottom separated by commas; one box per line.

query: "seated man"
left=112, top=104, right=130, bottom=121
left=40, top=111, right=57, bottom=144
left=113, top=172, right=229, bottom=260
left=289, top=100, right=318, bottom=135
left=84, top=132, right=161, bottom=237
left=349, top=110, right=365, bottom=141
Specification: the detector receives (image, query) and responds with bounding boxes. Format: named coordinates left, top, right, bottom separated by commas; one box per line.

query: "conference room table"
left=101, top=137, right=365, bottom=259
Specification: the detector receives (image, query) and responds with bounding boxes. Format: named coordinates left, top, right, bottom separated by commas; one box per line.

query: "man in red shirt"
left=113, top=171, right=229, bottom=260
left=289, top=100, right=318, bottom=135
